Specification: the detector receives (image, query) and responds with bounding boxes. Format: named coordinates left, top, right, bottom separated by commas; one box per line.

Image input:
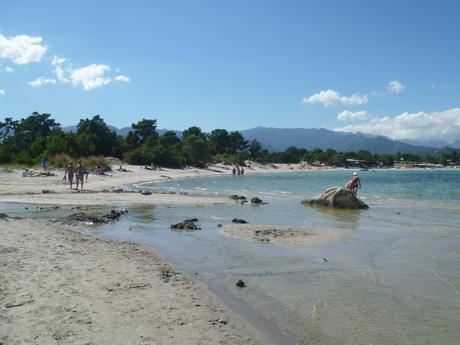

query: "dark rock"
left=0, top=213, right=21, bottom=220
left=103, top=209, right=128, bottom=221
left=301, top=187, right=369, bottom=209
left=42, top=189, right=51, bottom=194
left=217, top=224, right=222, bottom=228
left=141, top=191, right=152, bottom=195
left=112, top=188, right=124, bottom=193
left=250, top=197, right=263, bottom=204
left=232, top=218, right=248, bottom=224
left=170, top=218, right=201, bottom=231
left=57, top=209, right=128, bottom=225
left=236, top=279, right=246, bottom=288
left=230, top=194, right=247, bottom=201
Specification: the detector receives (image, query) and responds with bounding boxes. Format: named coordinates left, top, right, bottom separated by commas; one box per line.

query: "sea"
left=5, top=169, right=460, bottom=344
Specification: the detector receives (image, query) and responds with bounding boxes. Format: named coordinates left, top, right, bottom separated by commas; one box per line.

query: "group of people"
left=232, top=165, right=245, bottom=176
left=63, top=160, right=87, bottom=190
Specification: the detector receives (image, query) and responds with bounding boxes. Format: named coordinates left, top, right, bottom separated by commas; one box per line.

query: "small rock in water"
left=250, top=197, right=263, bottom=204
left=322, top=258, right=328, bottom=262
left=217, top=224, right=222, bottom=228
left=230, top=194, right=247, bottom=201
left=236, top=279, right=246, bottom=288
left=232, top=218, right=248, bottom=224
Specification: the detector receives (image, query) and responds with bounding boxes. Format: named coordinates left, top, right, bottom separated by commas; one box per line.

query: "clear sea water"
left=6, top=169, right=460, bottom=344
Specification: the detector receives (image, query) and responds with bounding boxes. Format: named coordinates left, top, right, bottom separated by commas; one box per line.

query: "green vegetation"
left=1, top=112, right=459, bottom=168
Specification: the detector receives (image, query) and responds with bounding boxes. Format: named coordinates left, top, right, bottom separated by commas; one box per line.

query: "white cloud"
left=387, top=80, right=406, bottom=93
left=70, top=64, right=112, bottom=91
left=5, top=66, right=14, bottom=73
left=114, top=75, right=130, bottom=82
left=0, top=33, right=47, bottom=65
left=302, top=89, right=368, bottom=107
left=29, top=76, right=57, bottom=88
left=52, top=55, right=69, bottom=82
left=337, top=110, right=369, bottom=121
left=0, top=89, right=4, bottom=96
left=335, top=108, right=460, bottom=143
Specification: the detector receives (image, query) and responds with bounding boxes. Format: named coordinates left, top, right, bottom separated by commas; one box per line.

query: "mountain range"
left=63, top=125, right=460, bottom=154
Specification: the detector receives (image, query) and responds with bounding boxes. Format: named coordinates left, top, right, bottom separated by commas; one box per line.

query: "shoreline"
left=0, top=218, right=275, bottom=345
left=0, top=165, right=300, bottom=344
left=2, top=164, right=458, bottom=344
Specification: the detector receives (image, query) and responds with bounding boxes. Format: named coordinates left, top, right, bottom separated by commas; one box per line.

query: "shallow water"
left=5, top=169, right=460, bottom=344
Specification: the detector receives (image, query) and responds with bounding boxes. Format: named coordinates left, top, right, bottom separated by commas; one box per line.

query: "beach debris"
left=232, top=218, right=248, bottom=224
left=140, top=190, right=152, bottom=195
left=111, top=188, right=124, bottom=193
left=36, top=205, right=60, bottom=211
left=22, top=169, right=56, bottom=177
left=301, top=187, right=369, bottom=209
left=56, top=209, right=128, bottom=225
left=170, top=218, right=201, bottom=231
left=41, top=189, right=52, bottom=194
left=250, top=197, right=263, bottom=204
left=236, top=279, right=246, bottom=288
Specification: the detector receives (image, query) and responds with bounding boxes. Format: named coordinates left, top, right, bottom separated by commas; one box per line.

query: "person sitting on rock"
left=346, top=172, right=361, bottom=195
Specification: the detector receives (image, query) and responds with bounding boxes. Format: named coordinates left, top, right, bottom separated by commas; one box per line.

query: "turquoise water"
left=7, top=169, right=459, bottom=344
left=119, top=170, right=458, bottom=344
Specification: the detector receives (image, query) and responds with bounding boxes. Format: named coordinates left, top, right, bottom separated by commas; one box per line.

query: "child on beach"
left=346, top=172, right=361, bottom=195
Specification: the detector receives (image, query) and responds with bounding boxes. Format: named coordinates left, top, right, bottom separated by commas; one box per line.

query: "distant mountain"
left=400, top=138, right=451, bottom=149
left=63, top=126, right=181, bottom=137
left=62, top=124, right=440, bottom=154
left=450, top=139, right=460, bottom=149
left=240, top=127, right=438, bottom=154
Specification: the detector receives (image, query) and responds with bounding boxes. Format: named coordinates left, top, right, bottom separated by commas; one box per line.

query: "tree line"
left=0, top=112, right=458, bottom=168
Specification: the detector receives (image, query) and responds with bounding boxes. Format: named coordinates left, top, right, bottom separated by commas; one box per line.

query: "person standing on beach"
left=65, top=162, right=75, bottom=190
left=346, top=172, right=361, bottom=195
left=41, top=156, right=48, bottom=170
left=75, top=160, right=87, bottom=191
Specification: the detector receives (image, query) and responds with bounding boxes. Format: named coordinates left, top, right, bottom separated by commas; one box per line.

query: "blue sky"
left=1, top=0, right=459, bottom=142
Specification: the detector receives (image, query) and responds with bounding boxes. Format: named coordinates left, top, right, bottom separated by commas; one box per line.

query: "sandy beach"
left=0, top=218, right=273, bottom=345
left=0, top=164, right=304, bottom=345
left=0, top=163, right=309, bottom=205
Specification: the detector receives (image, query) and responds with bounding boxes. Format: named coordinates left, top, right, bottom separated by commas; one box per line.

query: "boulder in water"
left=232, top=218, right=248, bottom=224
left=301, top=187, right=369, bottom=209
left=170, top=218, right=201, bottom=231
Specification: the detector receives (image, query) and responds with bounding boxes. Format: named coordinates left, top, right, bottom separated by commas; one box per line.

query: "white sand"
left=0, top=164, right=317, bottom=206
left=0, top=219, right=273, bottom=345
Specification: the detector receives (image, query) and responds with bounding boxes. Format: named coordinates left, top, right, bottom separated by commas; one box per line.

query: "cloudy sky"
left=1, top=0, right=459, bottom=142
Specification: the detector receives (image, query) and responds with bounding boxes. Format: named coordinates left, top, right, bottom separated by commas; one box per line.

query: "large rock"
left=170, top=218, right=201, bottom=231
left=301, top=187, right=369, bottom=209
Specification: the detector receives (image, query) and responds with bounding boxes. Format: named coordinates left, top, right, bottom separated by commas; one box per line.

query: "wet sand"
left=0, top=218, right=271, bottom=345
